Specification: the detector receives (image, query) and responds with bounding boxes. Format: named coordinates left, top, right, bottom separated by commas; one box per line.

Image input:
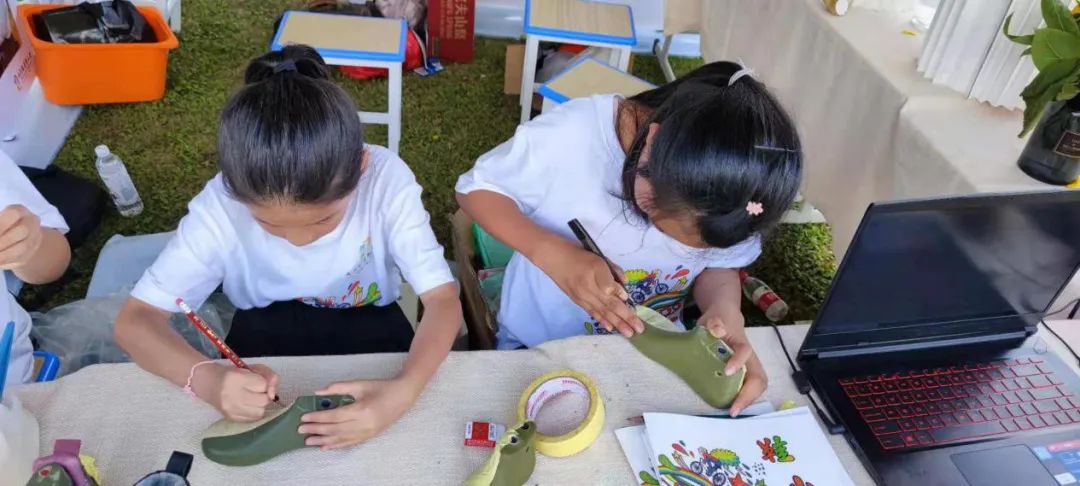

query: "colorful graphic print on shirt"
left=297, top=238, right=383, bottom=309
left=584, top=265, right=693, bottom=335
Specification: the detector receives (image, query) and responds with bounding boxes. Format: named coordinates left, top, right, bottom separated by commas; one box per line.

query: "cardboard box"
left=504, top=43, right=524, bottom=95
left=504, top=44, right=543, bottom=111
left=450, top=210, right=497, bottom=350
left=427, top=0, right=475, bottom=63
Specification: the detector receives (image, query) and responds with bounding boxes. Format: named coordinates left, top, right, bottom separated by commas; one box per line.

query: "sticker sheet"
left=642, top=408, right=853, bottom=486
left=616, top=402, right=778, bottom=485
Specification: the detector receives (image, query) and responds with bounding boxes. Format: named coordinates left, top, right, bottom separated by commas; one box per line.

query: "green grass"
left=21, top=0, right=836, bottom=321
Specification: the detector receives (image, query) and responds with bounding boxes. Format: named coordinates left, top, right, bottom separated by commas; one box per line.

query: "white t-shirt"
left=0, top=152, right=69, bottom=387
left=132, top=145, right=453, bottom=315
left=456, top=95, right=761, bottom=349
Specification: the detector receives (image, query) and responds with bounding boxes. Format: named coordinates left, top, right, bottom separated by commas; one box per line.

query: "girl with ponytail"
left=115, top=46, right=462, bottom=448
left=457, top=61, right=803, bottom=415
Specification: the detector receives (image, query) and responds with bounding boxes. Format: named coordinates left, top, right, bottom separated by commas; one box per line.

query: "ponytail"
left=218, top=45, right=365, bottom=205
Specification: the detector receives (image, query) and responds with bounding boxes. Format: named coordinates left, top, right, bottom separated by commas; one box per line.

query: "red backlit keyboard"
left=839, top=357, right=1078, bottom=451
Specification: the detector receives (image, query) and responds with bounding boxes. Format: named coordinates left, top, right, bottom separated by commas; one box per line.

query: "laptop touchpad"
left=951, top=445, right=1057, bottom=486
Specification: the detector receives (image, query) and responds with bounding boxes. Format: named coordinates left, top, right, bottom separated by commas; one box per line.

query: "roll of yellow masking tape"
left=516, top=370, right=605, bottom=458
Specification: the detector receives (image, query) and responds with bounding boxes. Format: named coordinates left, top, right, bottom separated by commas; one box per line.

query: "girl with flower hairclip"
left=457, top=61, right=803, bottom=416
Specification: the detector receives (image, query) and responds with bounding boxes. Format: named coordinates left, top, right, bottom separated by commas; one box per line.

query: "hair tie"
left=728, top=58, right=756, bottom=86
left=273, top=59, right=298, bottom=74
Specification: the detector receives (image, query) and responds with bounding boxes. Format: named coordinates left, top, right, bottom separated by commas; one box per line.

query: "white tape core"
left=525, top=376, right=591, bottom=437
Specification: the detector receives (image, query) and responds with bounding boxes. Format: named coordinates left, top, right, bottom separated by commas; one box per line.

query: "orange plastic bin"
left=17, top=4, right=179, bottom=105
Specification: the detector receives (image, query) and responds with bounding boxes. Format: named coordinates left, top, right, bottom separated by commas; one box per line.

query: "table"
left=520, top=0, right=636, bottom=124
left=538, top=57, right=654, bottom=113
left=13, top=325, right=873, bottom=484
left=697, top=0, right=1048, bottom=259
left=17, top=323, right=1080, bottom=484
left=271, top=11, right=406, bottom=153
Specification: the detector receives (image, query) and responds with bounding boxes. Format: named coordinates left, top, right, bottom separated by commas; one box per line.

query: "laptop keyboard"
left=839, top=357, right=1079, bottom=451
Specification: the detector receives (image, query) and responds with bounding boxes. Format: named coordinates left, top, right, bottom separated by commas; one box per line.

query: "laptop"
left=797, top=190, right=1080, bottom=486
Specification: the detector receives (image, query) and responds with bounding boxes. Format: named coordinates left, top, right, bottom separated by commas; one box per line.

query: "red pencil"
left=175, top=297, right=280, bottom=403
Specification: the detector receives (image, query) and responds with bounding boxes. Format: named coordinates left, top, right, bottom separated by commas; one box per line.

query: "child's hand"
left=699, top=311, right=768, bottom=417
left=299, top=378, right=421, bottom=450
left=195, top=363, right=280, bottom=422
left=534, top=239, right=643, bottom=337
left=0, top=205, right=44, bottom=270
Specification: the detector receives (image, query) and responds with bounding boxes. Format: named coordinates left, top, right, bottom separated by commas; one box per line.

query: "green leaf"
left=1060, top=82, right=1080, bottom=100
left=1021, top=61, right=1080, bottom=136
left=1059, top=66, right=1080, bottom=100
left=1022, top=60, right=1075, bottom=99
left=1030, top=28, right=1080, bottom=70
left=1003, top=14, right=1034, bottom=45
left=1023, top=47, right=1033, bottom=57
left=1043, top=0, right=1080, bottom=36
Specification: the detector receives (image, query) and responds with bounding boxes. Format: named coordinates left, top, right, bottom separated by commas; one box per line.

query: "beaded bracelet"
left=183, top=360, right=216, bottom=398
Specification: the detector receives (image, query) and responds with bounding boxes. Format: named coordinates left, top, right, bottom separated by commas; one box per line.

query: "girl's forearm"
left=694, top=268, right=744, bottom=329
left=397, top=283, right=463, bottom=392
left=114, top=297, right=212, bottom=387
left=694, top=268, right=765, bottom=374
left=456, top=190, right=569, bottom=264
left=13, top=229, right=70, bottom=284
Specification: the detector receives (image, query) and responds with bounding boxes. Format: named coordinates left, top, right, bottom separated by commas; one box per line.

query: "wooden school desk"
left=272, top=11, right=407, bottom=153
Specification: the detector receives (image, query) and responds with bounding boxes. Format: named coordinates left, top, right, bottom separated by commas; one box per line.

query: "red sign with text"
left=427, top=0, right=475, bottom=63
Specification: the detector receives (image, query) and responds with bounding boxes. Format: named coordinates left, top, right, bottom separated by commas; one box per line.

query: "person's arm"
left=457, top=190, right=569, bottom=266
left=114, top=297, right=279, bottom=422
left=0, top=205, right=70, bottom=284
left=115, top=297, right=212, bottom=386
left=13, top=228, right=69, bottom=284
left=457, top=190, right=641, bottom=335
left=693, top=268, right=767, bottom=416
left=398, top=282, right=463, bottom=391
left=115, top=185, right=278, bottom=422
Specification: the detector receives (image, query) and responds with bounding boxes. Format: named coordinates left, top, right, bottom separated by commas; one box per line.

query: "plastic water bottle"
left=94, top=145, right=143, bottom=217
left=739, top=270, right=790, bottom=323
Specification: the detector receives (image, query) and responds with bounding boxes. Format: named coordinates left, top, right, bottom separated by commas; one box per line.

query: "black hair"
left=217, top=45, right=364, bottom=205
left=620, top=61, right=803, bottom=249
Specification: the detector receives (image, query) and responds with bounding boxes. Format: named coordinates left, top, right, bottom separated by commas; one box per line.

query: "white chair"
left=272, top=11, right=406, bottom=153
left=538, top=56, right=653, bottom=114
left=520, top=0, right=636, bottom=124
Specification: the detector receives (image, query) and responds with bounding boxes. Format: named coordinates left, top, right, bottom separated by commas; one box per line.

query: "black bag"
left=20, top=165, right=107, bottom=250
left=35, top=0, right=154, bottom=44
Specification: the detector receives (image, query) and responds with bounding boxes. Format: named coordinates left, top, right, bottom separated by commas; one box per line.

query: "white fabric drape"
left=698, top=0, right=1045, bottom=258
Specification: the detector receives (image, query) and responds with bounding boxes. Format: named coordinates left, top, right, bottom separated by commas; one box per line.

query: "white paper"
left=0, top=394, right=39, bottom=485
left=616, top=401, right=782, bottom=483
left=616, top=425, right=660, bottom=485
left=643, top=408, right=854, bottom=486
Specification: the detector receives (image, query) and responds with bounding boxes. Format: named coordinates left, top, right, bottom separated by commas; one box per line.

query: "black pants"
left=226, top=300, right=414, bottom=357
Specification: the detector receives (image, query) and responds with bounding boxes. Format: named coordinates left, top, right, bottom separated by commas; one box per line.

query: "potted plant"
left=1004, top=0, right=1080, bottom=185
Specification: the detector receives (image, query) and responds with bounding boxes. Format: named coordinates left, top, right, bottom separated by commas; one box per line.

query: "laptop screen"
left=801, top=191, right=1080, bottom=354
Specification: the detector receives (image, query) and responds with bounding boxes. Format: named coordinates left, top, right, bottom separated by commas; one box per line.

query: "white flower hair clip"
left=746, top=201, right=764, bottom=217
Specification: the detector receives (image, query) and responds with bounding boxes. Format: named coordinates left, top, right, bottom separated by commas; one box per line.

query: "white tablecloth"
left=11, top=326, right=874, bottom=485
left=698, top=0, right=1048, bottom=258
left=13, top=322, right=1080, bottom=485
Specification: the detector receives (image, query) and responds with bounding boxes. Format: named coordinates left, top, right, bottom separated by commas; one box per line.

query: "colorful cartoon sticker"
left=757, top=436, right=795, bottom=463
left=655, top=439, right=805, bottom=486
